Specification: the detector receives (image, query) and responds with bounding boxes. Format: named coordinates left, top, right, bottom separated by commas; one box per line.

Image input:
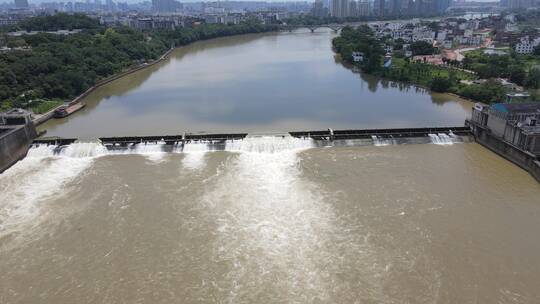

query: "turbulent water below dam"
left=1, top=138, right=540, bottom=303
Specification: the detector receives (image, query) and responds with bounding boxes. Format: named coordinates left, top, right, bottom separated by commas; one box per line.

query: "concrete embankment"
left=469, top=123, right=540, bottom=183
left=0, top=123, right=37, bottom=173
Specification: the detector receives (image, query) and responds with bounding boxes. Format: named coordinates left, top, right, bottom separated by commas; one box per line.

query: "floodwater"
left=39, top=30, right=472, bottom=139
left=3, top=30, right=540, bottom=304
left=1, top=139, right=540, bottom=303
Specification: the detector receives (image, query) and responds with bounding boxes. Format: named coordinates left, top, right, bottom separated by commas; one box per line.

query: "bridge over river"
left=281, top=22, right=364, bottom=33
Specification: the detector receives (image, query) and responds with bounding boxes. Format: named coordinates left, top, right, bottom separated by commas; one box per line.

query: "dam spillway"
left=28, top=127, right=470, bottom=158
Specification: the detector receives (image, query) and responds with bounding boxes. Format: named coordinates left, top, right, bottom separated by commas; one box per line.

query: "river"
left=38, top=30, right=471, bottom=138
left=2, top=30, right=540, bottom=304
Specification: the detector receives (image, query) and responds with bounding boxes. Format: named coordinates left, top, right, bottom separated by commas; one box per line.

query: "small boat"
left=54, top=102, right=85, bottom=118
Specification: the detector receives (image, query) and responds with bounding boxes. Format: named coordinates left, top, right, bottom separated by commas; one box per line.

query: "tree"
left=534, top=45, right=540, bottom=56
left=525, top=68, right=540, bottom=89
left=429, top=76, right=453, bottom=92
left=457, top=80, right=506, bottom=103
left=410, top=41, right=435, bottom=56
left=393, top=38, right=405, bottom=50
left=508, top=65, right=526, bottom=86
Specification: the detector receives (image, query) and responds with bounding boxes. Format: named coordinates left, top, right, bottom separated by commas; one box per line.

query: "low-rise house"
left=506, top=92, right=531, bottom=103
left=505, top=23, right=519, bottom=33
left=515, top=36, right=540, bottom=54
left=352, top=51, right=364, bottom=62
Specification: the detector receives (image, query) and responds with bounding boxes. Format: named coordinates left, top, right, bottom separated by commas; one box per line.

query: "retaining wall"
left=0, top=123, right=37, bottom=173
left=470, top=123, right=540, bottom=183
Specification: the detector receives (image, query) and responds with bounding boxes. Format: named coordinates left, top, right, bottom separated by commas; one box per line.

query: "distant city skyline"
left=0, top=0, right=500, bottom=4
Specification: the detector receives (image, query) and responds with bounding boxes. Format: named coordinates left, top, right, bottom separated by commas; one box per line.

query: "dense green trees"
left=0, top=27, right=166, bottom=111
left=525, top=68, right=540, bottom=89
left=455, top=80, right=506, bottom=103
left=14, top=13, right=100, bottom=31
left=462, top=51, right=540, bottom=89
left=0, top=16, right=278, bottom=112
left=155, top=20, right=278, bottom=48
left=410, top=41, right=435, bottom=56
left=429, top=76, right=453, bottom=92
left=332, top=25, right=385, bottom=73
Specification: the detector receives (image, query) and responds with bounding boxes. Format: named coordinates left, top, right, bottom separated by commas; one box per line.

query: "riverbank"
left=32, top=27, right=279, bottom=127
left=32, top=47, right=176, bottom=126
left=340, top=56, right=477, bottom=106
left=331, top=26, right=522, bottom=105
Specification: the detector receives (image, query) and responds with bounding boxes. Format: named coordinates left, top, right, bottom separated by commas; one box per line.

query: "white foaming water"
left=428, top=133, right=454, bottom=145
left=0, top=155, right=92, bottom=239
left=196, top=138, right=383, bottom=302
left=181, top=142, right=210, bottom=170
left=371, top=135, right=395, bottom=147
left=202, top=147, right=331, bottom=301
left=27, top=142, right=108, bottom=158
left=132, top=142, right=168, bottom=162
left=225, top=136, right=314, bottom=153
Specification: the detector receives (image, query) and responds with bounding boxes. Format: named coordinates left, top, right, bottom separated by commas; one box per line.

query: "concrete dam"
left=27, top=127, right=471, bottom=157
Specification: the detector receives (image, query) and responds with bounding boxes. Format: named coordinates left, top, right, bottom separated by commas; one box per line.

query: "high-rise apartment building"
left=407, top=0, right=416, bottom=14
left=390, top=0, right=402, bottom=15
left=374, top=0, right=385, bottom=16
left=152, top=0, right=182, bottom=12
left=358, top=1, right=370, bottom=16
left=436, top=0, right=451, bottom=13
left=331, top=0, right=350, bottom=18
left=14, top=0, right=29, bottom=8
left=349, top=0, right=358, bottom=17
left=506, top=0, right=535, bottom=9
left=311, top=0, right=328, bottom=17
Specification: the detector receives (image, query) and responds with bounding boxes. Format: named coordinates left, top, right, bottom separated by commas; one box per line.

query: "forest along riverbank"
left=38, top=30, right=473, bottom=139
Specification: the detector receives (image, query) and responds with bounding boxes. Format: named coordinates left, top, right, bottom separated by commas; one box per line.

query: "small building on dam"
left=468, top=102, right=540, bottom=182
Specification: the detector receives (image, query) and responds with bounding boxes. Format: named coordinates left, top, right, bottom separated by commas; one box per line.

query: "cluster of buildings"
left=327, top=0, right=371, bottom=17
left=371, top=18, right=489, bottom=48
left=0, top=0, right=311, bottom=15
left=97, top=10, right=292, bottom=30
left=0, top=0, right=310, bottom=29
left=500, top=0, right=540, bottom=10
left=367, top=13, right=540, bottom=60
left=314, top=0, right=452, bottom=18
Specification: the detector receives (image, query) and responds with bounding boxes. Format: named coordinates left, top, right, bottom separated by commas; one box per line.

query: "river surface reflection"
left=40, top=30, right=472, bottom=139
